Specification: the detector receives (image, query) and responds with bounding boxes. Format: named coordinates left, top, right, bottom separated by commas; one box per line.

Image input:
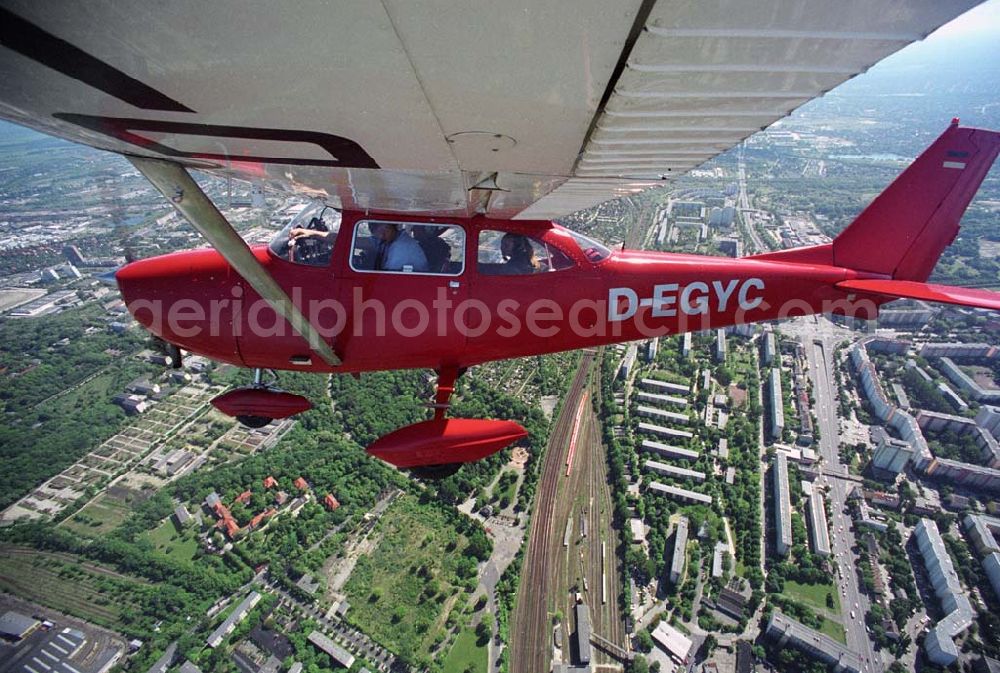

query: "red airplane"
left=1, top=2, right=996, bottom=475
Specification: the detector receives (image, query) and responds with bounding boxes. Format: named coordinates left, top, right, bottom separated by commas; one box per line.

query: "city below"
left=1, top=53, right=1000, bottom=673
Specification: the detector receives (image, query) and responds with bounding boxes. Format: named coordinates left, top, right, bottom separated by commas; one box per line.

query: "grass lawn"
left=442, top=627, right=487, bottom=673
left=817, top=615, right=847, bottom=644
left=783, top=578, right=840, bottom=616
left=145, top=516, right=201, bottom=562
left=61, top=493, right=132, bottom=537
left=0, top=545, right=144, bottom=628
left=342, top=495, right=475, bottom=665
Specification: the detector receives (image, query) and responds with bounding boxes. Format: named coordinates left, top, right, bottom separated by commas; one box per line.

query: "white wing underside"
left=0, top=0, right=981, bottom=220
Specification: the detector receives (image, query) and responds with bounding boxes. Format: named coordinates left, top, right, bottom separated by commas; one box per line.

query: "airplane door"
left=468, top=228, right=601, bottom=362
left=337, top=220, right=468, bottom=370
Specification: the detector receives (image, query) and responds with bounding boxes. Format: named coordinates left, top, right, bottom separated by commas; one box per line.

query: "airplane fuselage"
left=116, top=211, right=879, bottom=373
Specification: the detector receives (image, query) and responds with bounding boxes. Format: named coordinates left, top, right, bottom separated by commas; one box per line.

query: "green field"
left=145, top=516, right=201, bottom=562
left=817, top=615, right=847, bottom=643
left=61, top=493, right=132, bottom=537
left=442, top=627, right=487, bottom=673
left=783, top=578, right=841, bottom=617
left=343, top=495, right=476, bottom=666
left=0, top=545, right=145, bottom=627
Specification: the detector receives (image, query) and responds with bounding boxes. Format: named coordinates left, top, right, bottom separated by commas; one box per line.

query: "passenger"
left=371, top=222, right=428, bottom=272
left=413, top=226, right=451, bottom=273
left=500, top=233, right=540, bottom=275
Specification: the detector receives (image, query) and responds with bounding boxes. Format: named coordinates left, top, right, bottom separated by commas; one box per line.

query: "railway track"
left=509, top=352, right=594, bottom=673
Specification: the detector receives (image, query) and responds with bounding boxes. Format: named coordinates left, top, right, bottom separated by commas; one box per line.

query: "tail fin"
left=832, top=121, right=1000, bottom=280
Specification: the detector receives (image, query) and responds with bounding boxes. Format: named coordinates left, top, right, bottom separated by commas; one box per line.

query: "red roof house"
left=323, top=494, right=340, bottom=511
left=212, top=502, right=241, bottom=539
left=249, top=508, right=277, bottom=530
left=234, top=490, right=252, bottom=505
left=293, top=477, right=309, bottom=491
left=263, top=476, right=278, bottom=489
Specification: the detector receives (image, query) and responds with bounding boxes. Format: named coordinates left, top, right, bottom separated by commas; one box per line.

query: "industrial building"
left=913, top=519, right=975, bottom=667
left=682, top=332, right=692, bottom=358
left=773, top=453, right=792, bottom=557
left=765, top=611, right=861, bottom=673
left=640, top=439, right=699, bottom=461
left=638, top=421, right=693, bottom=441
left=644, top=459, right=706, bottom=482
left=3, top=624, right=121, bottom=673
left=651, top=621, right=693, bottom=665
left=0, top=611, right=39, bottom=640
left=807, top=490, right=831, bottom=558
left=575, top=602, right=592, bottom=665
left=649, top=481, right=712, bottom=505
left=207, top=591, right=262, bottom=648
left=668, top=517, right=689, bottom=585
left=768, top=368, right=784, bottom=442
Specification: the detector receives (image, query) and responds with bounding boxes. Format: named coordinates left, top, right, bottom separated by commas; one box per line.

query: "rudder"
left=832, top=121, right=1000, bottom=281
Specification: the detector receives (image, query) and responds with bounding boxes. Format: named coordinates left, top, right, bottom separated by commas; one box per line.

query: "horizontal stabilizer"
left=836, top=279, right=1000, bottom=311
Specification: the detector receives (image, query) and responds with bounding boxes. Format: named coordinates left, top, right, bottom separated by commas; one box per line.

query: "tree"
left=630, top=656, right=650, bottom=673
left=636, top=629, right=654, bottom=652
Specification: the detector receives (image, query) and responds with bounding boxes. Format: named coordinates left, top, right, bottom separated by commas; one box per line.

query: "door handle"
left=448, top=281, right=461, bottom=289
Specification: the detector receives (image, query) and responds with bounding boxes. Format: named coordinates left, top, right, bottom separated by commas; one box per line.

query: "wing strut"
left=127, top=157, right=341, bottom=367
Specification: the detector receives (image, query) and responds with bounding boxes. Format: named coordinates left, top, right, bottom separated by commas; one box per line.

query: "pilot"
left=371, top=222, right=428, bottom=272
left=288, top=222, right=335, bottom=264
left=500, top=233, right=540, bottom=275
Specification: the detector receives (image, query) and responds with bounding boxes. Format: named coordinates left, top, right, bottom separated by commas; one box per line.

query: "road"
left=736, top=146, right=767, bottom=254
left=806, top=333, right=882, bottom=673
left=509, top=352, right=595, bottom=673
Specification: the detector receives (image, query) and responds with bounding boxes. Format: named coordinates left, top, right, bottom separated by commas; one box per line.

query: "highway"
left=736, top=145, right=767, bottom=254
left=806, top=334, right=882, bottom=673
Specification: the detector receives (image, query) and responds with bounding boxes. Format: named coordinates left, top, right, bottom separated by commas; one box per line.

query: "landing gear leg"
left=410, top=367, right=462, bottom=480
left=429, top=367, right=458, bottom=420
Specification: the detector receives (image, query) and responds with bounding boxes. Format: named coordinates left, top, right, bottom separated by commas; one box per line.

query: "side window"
left=350, top=221, right=465, bottom=275
left=477, top=230, right=575, bottom=276
left=268, top=204, right=340, bottom=267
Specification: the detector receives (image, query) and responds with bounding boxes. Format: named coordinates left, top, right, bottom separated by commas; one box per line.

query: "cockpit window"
left=268, top=203, right=340, bottom=266
left=563, top=228, right=612, bottom=263
left=477, top=230, right=574, bottom=275
left=350, top=221, right=465, bottom=275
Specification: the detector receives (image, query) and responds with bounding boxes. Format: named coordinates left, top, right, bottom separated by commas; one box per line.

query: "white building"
left=773, top=454, right=791, bottom=557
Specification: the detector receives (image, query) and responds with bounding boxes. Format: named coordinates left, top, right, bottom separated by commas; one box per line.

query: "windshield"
left=268, top=203, right=341, bottom=266
left=563, top=228, right=612, bottom=263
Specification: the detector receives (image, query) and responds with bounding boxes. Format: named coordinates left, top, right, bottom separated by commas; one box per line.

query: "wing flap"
left=837, top=279, right=1000, bottom=311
